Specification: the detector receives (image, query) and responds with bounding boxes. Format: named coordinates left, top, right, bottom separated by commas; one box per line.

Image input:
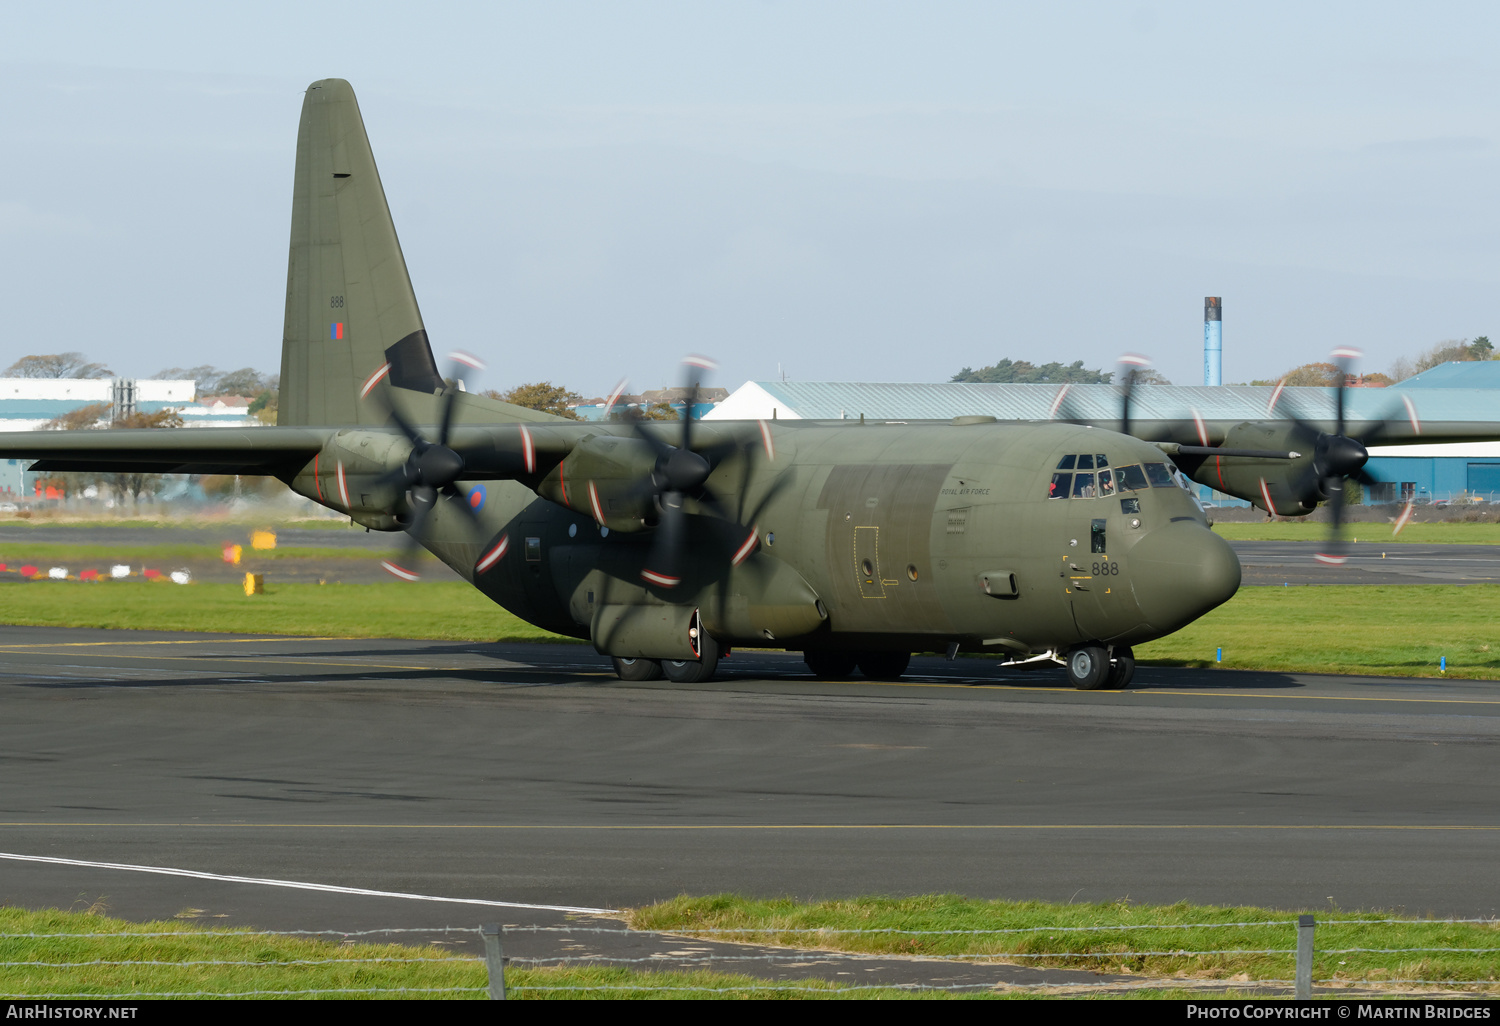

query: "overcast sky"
left=3, top=2, right=1497, bottom=395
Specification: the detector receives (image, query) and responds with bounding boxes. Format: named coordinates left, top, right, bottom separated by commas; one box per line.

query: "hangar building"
left=706, top=362, right=1500, bottom=506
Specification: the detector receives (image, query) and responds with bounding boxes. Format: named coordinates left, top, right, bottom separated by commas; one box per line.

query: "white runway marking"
left=0, top=851, right=616, bottom=916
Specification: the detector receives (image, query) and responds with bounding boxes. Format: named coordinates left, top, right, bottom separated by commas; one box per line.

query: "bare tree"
left=5, top=353, right=114, bottom=378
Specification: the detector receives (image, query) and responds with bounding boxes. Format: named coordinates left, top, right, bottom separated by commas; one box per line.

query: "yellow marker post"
left=250, top=530, right=276, bottom=550
left=243, top=572, right=264, bottom=596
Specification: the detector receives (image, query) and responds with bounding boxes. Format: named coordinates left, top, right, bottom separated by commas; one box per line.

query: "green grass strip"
left=0, top=580, right=575, bottom=643
left=1, top=581, right=1497, bottom=677
left=629, top=895, right=1500, bottom=988
left=0, top=908, right=981, bottom=999
left=1212, top=521, right=1500, bottom=544
left=1135, top=584, right=1500, bottom=679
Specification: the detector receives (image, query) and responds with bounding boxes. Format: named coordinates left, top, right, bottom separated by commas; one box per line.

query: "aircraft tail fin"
left=278, top=79, right=441, bottom=427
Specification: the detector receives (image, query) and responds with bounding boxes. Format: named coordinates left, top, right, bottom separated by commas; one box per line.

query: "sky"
left=2, top=2, right=1498, bottom=396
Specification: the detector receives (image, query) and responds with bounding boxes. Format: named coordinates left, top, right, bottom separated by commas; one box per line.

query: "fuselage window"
left=1049, top=472, right=1072, bottom=498
left=1056, top=455, right=1077, bottom=470
left=1098, top=469, right=1116, bottom=496
left=1071, top=472, right=1096, bottom=498
left=1094, top=454, right=1109, bottom=468
left=1076, top=454, right=1095, bottom=470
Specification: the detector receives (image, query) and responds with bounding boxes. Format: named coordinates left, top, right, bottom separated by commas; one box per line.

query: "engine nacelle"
left=1174, top=422, right=1321, bottom=515
left=536, top=434, right=661, bottom=531
left=289, top=429, right=414, bottom=528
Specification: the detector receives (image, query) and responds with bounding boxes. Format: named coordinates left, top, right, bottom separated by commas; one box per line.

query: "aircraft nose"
left=1129, top=520, right=1241, bottom=632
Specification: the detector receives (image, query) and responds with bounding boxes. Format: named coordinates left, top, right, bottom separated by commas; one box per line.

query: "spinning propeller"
left=1266, top=348, right=1422, bottom=564
left=364, top=351, right=488, bottom=580
left=610, top=356, right=774, bottom=589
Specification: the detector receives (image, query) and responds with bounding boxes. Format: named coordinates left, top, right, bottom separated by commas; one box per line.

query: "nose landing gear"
left=1066, top=644, right=1135, bottom=690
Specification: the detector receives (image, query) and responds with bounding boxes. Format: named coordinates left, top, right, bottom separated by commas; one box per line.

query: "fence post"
left=482, top=922, right=506, bottom=1000
left=1295, top=914, right=1315, bottom=999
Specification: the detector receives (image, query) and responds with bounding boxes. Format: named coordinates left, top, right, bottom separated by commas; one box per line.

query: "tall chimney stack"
left=1204, top=297, right=1222, bottom=386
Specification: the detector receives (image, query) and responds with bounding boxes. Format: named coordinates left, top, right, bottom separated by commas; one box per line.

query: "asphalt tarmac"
left=2, top=627, right=1497, bottom=991
left=1235, top=540, right=1500, bottom=585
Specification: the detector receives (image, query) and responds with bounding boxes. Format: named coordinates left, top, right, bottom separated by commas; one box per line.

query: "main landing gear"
left=612, top=634, right=722, bottom=684
left=1065, top=644, right=1135, bottom=690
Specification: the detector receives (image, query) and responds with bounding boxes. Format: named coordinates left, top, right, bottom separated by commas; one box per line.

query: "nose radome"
left=1128, top=520, right=1241, bottom=633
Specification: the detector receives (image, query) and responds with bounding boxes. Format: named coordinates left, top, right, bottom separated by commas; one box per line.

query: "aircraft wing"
left=0, top=427, right=337, bottom=476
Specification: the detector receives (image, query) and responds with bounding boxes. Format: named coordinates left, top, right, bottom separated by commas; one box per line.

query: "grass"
left=0, top=907, right=961, bottom=999
left=1134, top=584, right=1500, bottom=679
left=630, top=895, right=1500, bottom=990
left=1212, top=520, right=1500, bottom=544
left=0, top=580, right=575, bottom=642
left=10, top=902, right=1483, bottom=999
left=1, top=578, right=1497, bottom=677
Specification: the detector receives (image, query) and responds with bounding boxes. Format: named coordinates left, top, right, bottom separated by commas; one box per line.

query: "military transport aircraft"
left=0, top=80, right=1479, bottom=689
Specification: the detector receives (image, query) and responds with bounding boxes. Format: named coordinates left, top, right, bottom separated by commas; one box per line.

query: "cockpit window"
left=1050, top=455, right=1125, bottom=498
left=1143, top=463, right=1176, bottom=488
left=1116, top=465, right=1149, bottom=492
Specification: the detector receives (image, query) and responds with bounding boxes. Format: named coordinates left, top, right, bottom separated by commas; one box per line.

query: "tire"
left=612, top=656, right=662, bottom=682
left=1105, top=647, right=1136, bottom=689
left=857, top=651, right=910, bottom=681
left=1066, top=644, right=1110, bottom=690
left=662, top=633, right=720, bottom=684
left=804, top=651, right=858, bottom=678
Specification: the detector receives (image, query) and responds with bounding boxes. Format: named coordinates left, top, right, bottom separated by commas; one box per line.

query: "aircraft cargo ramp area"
left=2, top=627, right=1498, bottom=994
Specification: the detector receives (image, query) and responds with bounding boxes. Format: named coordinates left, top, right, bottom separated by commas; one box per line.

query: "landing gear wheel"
left=1105, top=647, right=1136, bottom=689
left=662, top=633, right=720, bottom=684
left=857, top=651, right=910, bottom=681
left=612, top=656, right=663, bottom=682
left=1066, top=644, right=1110, bottom=690
left=804, top=651, right=858, bottom=678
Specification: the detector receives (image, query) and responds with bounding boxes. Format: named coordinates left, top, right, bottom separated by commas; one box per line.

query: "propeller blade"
left=441, top=482, right=483, bottom=528
left=641, top=491, right=686, bottom=589
left=437, top=351, right=486, bottom=447
left=1315, top=475, right=1348, bottom=565
left=1117, top=353, right=1151, bottom=437
left=1393, top=500, right=1416, bottom=536
left=603, top=378, right=628, bottom=420
left=1355, top=393, right=1422, bottom=448
left=1330, top=346, right=1361, bottom=440
left=1048, top=383, right=1081, bottom=422
left=382, top=486, right=436, bottom=580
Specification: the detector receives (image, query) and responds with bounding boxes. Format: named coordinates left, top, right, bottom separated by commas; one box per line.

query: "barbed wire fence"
left=5, top=916, right=1500, bottom=999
